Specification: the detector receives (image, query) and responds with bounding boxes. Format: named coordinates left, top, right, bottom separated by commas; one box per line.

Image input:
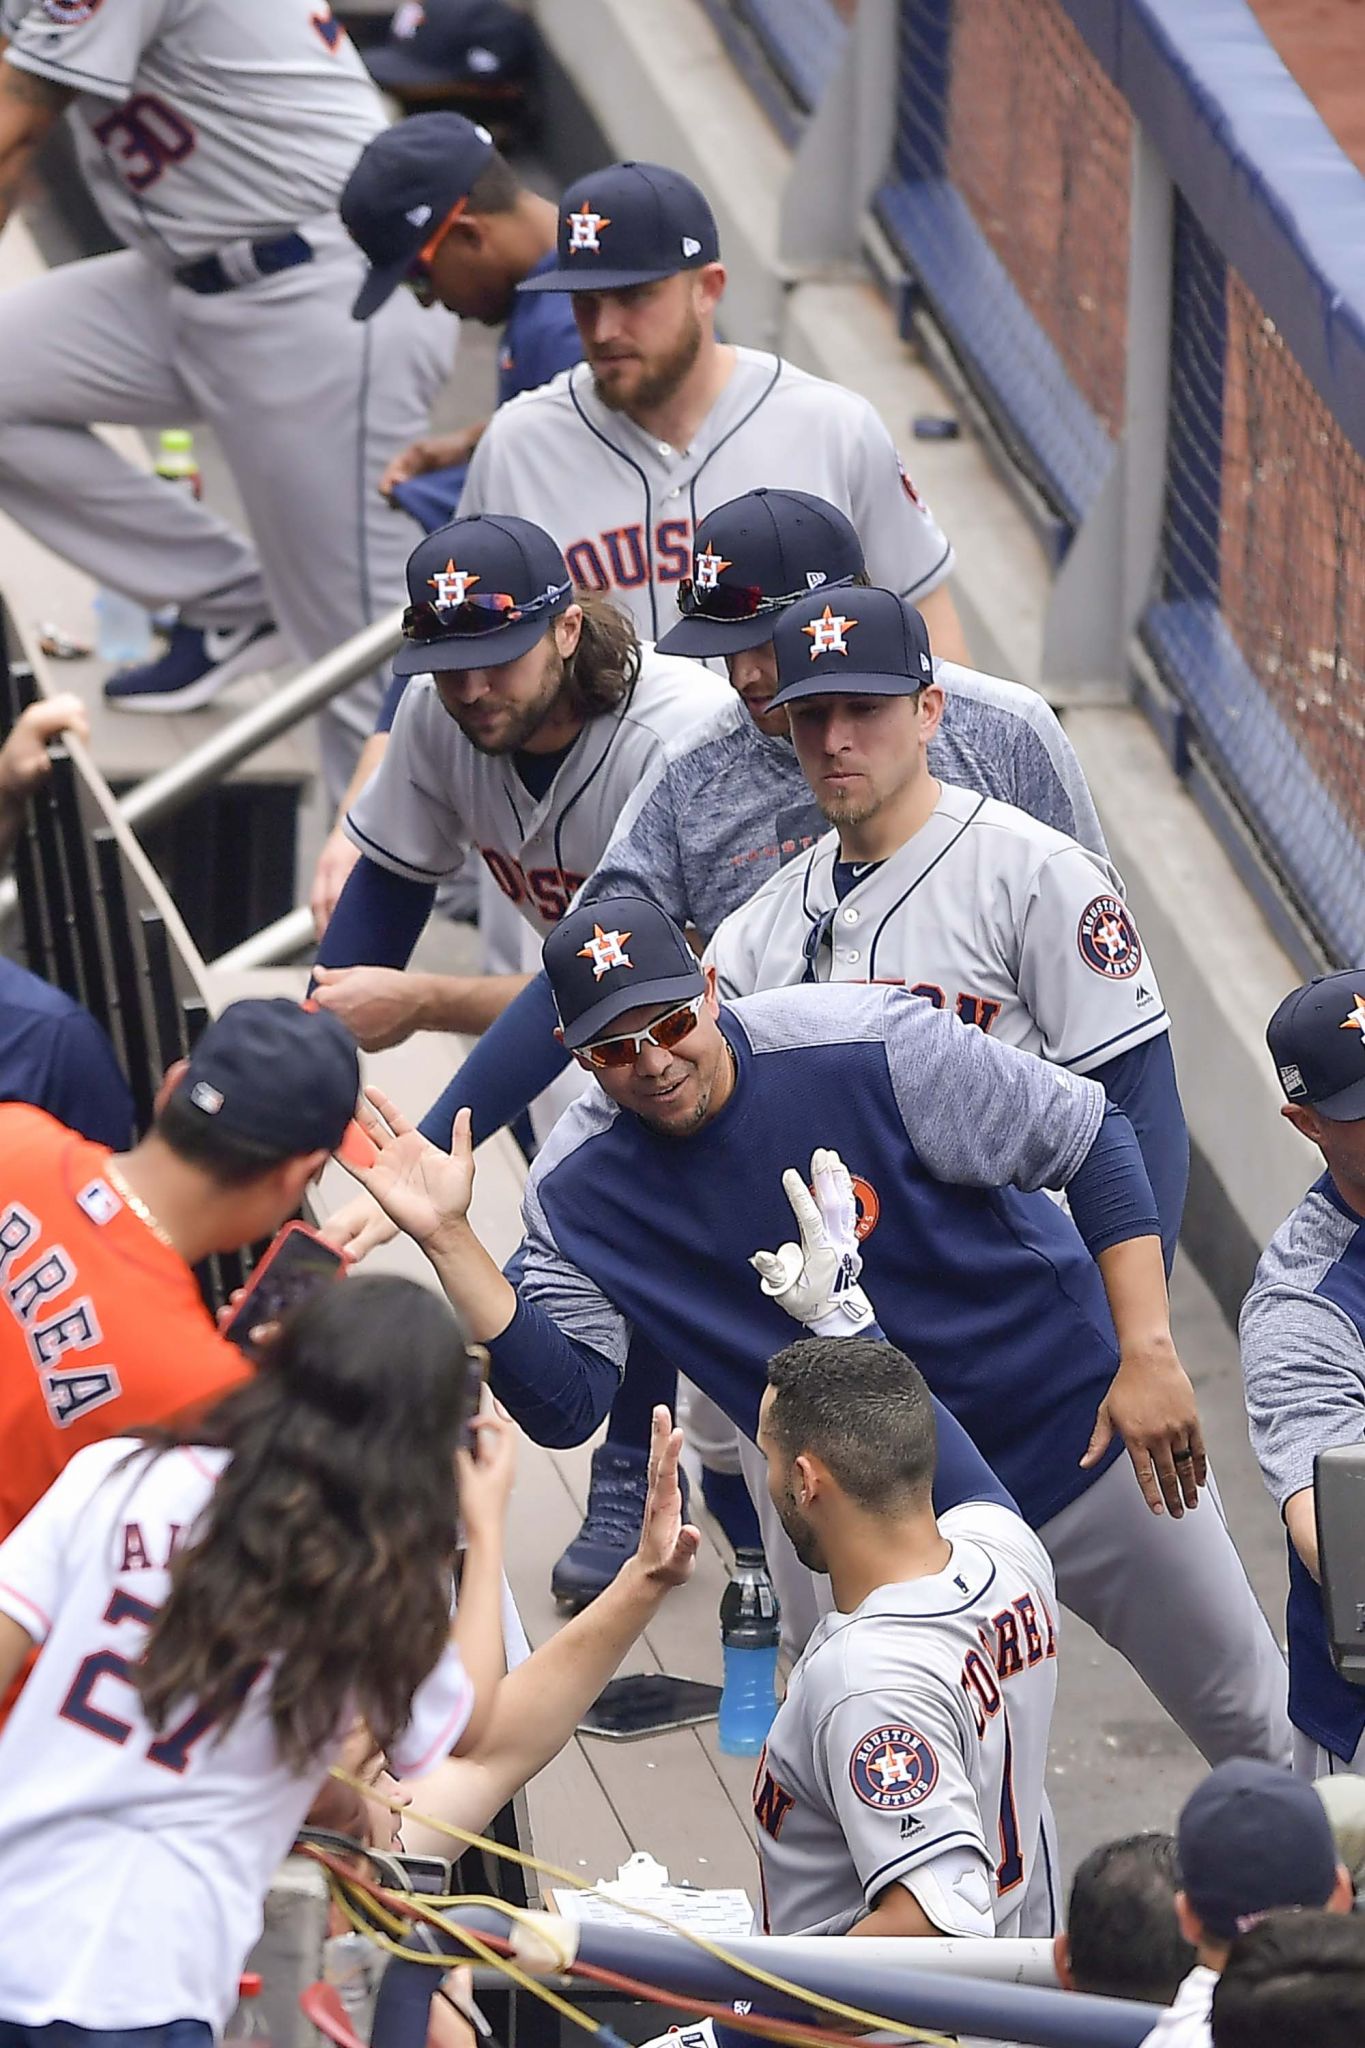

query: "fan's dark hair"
left=132, top=1275, right=473, bottom=1772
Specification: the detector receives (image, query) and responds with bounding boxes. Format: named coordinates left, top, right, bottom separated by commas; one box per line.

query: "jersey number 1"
left=995, top=1707, right=1025, bottom=1894
left=60, top=1588, right=256, bottom=1774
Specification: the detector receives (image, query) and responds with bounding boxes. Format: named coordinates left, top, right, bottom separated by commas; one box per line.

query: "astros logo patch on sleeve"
left=849, top=1725, right=939, bottom=1811
left=1077, top=895, right=1142, bottom=980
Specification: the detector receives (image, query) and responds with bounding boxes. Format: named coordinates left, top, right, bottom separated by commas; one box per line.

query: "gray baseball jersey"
left=2, top=0, right=384, bottom=263
left=457, top=350, right=953, bottom=644
left=344, top=646, right=731, bottom=936
left=753, top=1502, right=1058, bottom=1939
left=581, top=665, right=1108, bottom=945
left=706, top=785, right=1168, bottom=1071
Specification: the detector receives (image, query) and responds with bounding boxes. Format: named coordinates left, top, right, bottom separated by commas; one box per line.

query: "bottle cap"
left=238, top=1974, right=263, bottom=1998
left=733, top=1547, right=767, bottom=1569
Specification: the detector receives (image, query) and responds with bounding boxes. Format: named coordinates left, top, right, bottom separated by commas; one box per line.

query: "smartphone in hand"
left=223, top=1221, right=346, bottom=1352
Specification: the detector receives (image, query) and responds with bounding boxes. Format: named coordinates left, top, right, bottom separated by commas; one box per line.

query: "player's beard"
left=592, top=305, right=704, bottom=416
left=450, top=646, right=569, bottom=755
left=775, top=1483, right=828, bottom=1575
left=816, top=787, right=881, bottom=832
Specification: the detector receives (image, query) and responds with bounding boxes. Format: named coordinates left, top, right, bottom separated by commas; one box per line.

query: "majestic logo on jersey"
left=693, top=545, right=731, bottom=590
left=1077, top=895, right=1142, bottom=980
left=898, top=460, right=922, bottom=508
left=850, top=1725, right=939, bottom=1812
left=1340, top=993, right=1365, bottom=1041
left=578, top=925, right=633, bottom=980
left=568, top=205, right=611, bottom=252
left=428, top=559, right=479, bottom=606
left=803, top=606, right=858, bottom=659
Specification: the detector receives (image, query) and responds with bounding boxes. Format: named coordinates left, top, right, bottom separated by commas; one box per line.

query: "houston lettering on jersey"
left=563, top=520, right=692, bottom=592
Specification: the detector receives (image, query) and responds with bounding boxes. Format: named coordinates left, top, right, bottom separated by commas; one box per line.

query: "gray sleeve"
left=881, top=989, right=1105, bottom=1190
left=4, top=0, right=168, bottom=98
left=573, top=755, right=691, bottom=925
left=937, top=666, right=1109, bottom=861
left=1239, top=1285, right=1365, bottom=1505
left=515, top=1166, right=631, bottom=1373
left=813, top=1684, right=987, bottom=1913
left=344, top=687, right=470, bottom=883
left=850, top=411, right=955, bottom=603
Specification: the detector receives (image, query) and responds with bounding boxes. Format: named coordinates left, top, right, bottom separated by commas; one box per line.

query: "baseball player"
left=705, top=582, right=1189, bottom=1269
left=309, top=109, right=582, bottom=932
left=459, top=158, right=968, bottom=659
left=1241, top=970, right=1365, bottom=1778
left=319, top=489, right=1111, bottom=1605
left=0, top=1, right=455, bottom=797
left=339, top=893, right=1291, bottom=1766
left=311, top=513, right=730, bottom=1007
left=751, top=1331, right=1058, bottom=1940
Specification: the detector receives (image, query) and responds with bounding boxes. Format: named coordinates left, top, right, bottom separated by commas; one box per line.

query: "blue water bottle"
left=718, top=1546, right=780, bottom=1755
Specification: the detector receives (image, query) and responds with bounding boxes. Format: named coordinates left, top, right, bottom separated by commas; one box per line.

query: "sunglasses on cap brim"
left=675, top=572, right=855, bottom=623
left=575, top=992, right=705, bottom=1070
left=401, top=579, right=572, bottom=644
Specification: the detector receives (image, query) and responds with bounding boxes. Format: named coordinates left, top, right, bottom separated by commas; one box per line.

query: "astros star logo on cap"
left=803, top=605, right=858, bottom=659
left=693, top=545, right=732, bottom=591
left=578, top=924, right=633, bottom=980
left=428, top=560, right=479, bottom=605
left=568, top=204, right=611, bottom=252
left=1340, top=993, right=1365, bottom=1041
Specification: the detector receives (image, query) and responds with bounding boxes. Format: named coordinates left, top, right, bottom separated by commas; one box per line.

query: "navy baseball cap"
left=518, top=161, right=719, bottom=295
left=343, top=113, right=495, bottom=320
left=366, top=0, right=535, bottom=96
left=396, top=513, right=573, bottom=676
left=1178, top=1760, right=1340, bottom=1941
left=172, top=1000, right=359, bottom=1158
left=545, top=895, right=705, bottom=1050
left=768, top=585, right=934, bottom=711
left=656, top=490, right=865, bottom=658
left=1267, top=969, right=1365, bottom=1121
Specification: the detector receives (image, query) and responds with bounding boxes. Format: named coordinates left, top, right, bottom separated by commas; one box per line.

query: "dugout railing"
left=862, top=0, right=1365, bottom=975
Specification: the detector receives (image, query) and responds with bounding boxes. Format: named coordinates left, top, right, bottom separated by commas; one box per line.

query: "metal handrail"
left=119, top=607, right=402, bottom=834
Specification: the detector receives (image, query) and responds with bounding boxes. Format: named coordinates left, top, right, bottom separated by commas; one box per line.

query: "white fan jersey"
left=753, top=1501, right=1058, bottom=1940
left=1, top=0, right=385, bottom=263
left=708, top=783, right=1168, bottom=1074
left=345, top=645, right=730, bottom=938
left=0, top=1439, right=472, bottom=2032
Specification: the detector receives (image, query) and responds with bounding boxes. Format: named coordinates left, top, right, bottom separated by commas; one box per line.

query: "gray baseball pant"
left=0, top=217, right=455, bottom=802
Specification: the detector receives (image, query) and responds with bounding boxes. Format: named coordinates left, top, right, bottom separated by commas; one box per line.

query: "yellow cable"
left=324, top=1863, right=601, bottom=2037
left=326, top=1770, right=953, bottom=2046
left=322, top=1870, right=901, bottom=2048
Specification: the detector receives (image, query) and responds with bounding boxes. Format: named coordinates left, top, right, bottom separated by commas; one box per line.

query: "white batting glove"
left=750, top=1148, right=876, bottom=1338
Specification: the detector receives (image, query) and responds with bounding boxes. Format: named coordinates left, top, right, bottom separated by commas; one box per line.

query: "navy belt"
left=174, top=231, right=313, bottom=295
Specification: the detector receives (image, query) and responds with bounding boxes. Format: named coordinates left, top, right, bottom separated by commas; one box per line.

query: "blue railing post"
left=1162, top=196, right=1227, bottom=607
left=894, top=0, right=954, bottom=182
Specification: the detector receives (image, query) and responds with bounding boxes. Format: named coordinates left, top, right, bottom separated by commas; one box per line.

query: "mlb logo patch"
left=77, top=1178, right=120, bottom=1226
